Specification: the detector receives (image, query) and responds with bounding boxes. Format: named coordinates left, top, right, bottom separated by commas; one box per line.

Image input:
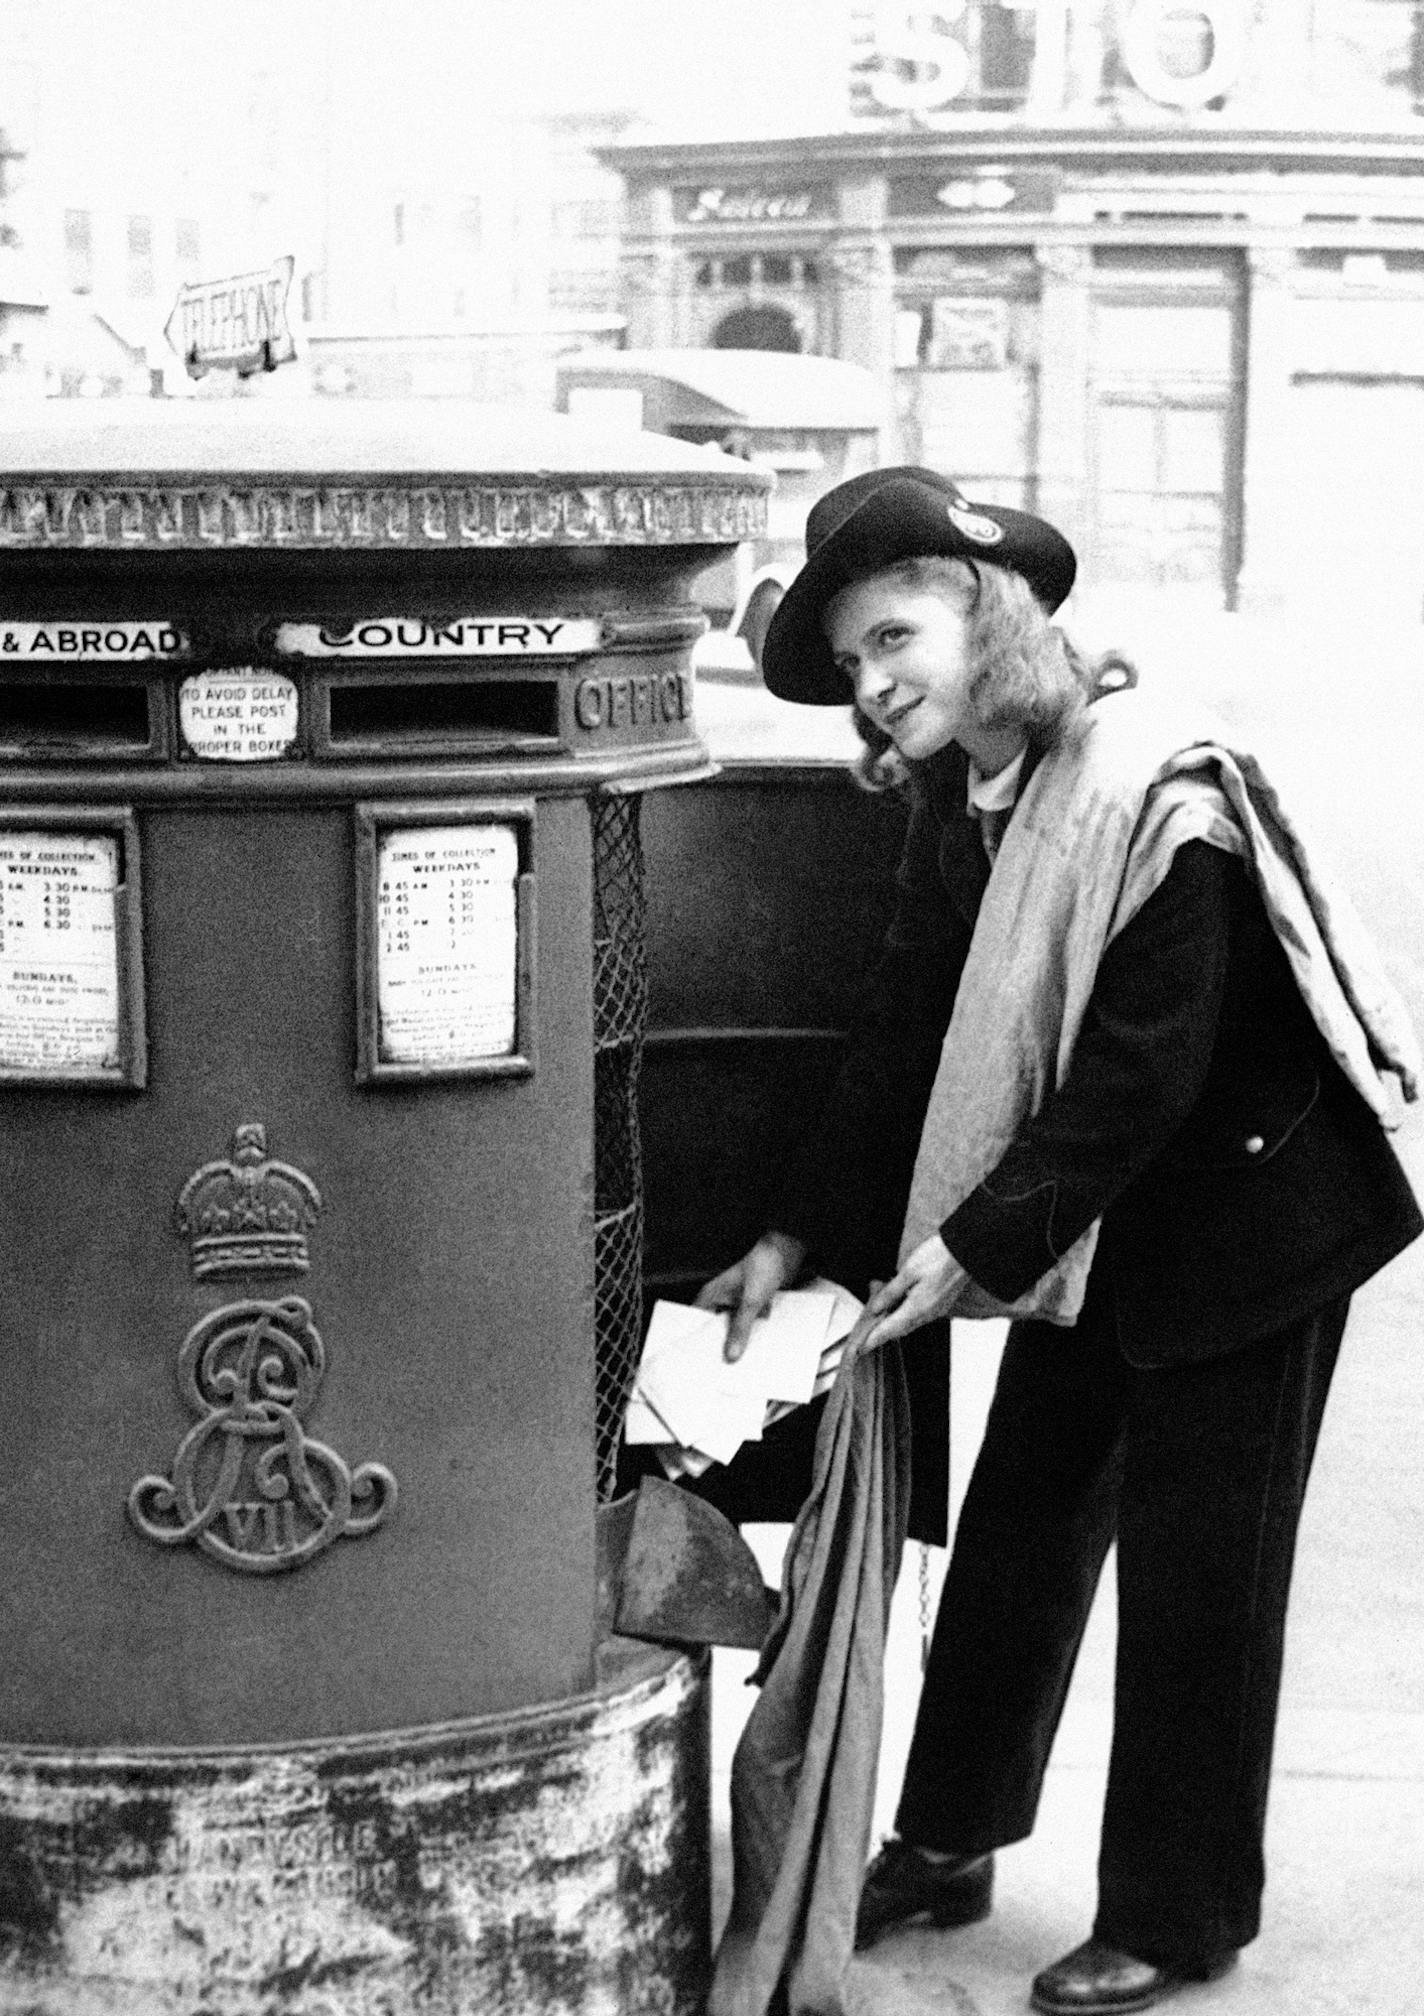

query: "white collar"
left=966, top=746, right=1027, bottom=815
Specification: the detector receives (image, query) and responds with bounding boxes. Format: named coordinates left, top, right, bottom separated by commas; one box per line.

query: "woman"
left=699, top=465, right=1421, bottom=2015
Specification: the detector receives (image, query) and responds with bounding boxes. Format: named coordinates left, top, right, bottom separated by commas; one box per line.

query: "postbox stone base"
left=0, top=1645, right=709, bottom=2016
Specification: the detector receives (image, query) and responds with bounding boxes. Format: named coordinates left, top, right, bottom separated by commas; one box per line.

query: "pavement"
left=698, top=613, right=1424, bottom=2014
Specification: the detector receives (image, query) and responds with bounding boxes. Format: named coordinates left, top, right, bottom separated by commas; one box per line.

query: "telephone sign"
left=164, top=254, right=297, bottom=379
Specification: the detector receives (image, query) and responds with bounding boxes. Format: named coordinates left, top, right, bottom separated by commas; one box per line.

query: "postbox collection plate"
left=0, top=804, right=146, bottom=1086
left=0, top=828, right=121, bottom=1070
left=354, top=797, right=538, bottom=1083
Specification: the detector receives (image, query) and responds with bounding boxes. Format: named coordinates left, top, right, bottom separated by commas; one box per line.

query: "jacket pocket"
left=1158, top=1061, right=1321, bottom=1173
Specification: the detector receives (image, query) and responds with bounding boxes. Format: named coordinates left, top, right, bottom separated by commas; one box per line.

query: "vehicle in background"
left=553, top=348, right=886, bottom=677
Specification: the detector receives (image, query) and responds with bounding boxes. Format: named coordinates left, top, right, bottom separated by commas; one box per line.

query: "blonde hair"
left=841, top=556, right=1111, bottom=793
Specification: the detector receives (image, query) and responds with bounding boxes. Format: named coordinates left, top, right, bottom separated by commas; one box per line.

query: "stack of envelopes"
left=624, top=1280, right=863, bottom=1476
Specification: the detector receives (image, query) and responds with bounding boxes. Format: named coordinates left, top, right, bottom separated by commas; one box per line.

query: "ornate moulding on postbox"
left=0, top=399, right=771, bottom=552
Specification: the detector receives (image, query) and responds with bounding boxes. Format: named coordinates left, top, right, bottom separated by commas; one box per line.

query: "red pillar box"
left=0, top=400, right=767, bottom=2014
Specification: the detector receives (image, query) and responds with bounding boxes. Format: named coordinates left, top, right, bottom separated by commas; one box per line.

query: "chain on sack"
left=919, top=1541, right=932, bottom=1672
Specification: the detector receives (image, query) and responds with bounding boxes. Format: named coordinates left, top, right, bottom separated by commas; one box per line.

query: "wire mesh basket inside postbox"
left=592, top=794, right=648, bottom=1503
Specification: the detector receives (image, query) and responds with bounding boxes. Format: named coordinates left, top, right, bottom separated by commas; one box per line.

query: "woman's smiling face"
left=825, top=563, right=980, bottom=765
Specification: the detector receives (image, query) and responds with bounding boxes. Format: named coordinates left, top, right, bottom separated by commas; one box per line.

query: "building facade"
left=604, top=2, right=1424, bottom=618
left=0, top=1, right=642, bottom=405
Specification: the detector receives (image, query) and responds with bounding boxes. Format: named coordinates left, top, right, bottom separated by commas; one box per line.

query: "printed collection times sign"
left=375, top=825, right=519, bottom=1065
left=0, top=833, right=122, bottom=1072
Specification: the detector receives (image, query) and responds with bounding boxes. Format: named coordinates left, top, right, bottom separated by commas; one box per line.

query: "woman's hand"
left=862, top=1233, right=985, bottom=1349
left=696, top=1231, right=807, bottom=1362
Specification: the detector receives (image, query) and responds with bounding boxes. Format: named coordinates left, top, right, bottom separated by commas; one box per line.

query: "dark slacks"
left=893, top=1291, right=1349, bottom=1973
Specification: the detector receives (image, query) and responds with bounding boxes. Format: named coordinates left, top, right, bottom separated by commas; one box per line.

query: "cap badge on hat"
left=946, top=502, right=1004, bottom=545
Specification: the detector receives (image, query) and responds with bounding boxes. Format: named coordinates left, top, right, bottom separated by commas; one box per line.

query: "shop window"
left=1098, top=405, right=1159, bottom=491
left=175, top=217, right=201, bottom=278
left=895, top=308, right=926, bottom=368
left=1094, top=299, right=1234, bottom=378
left=695, top=254, right=820, bottom=292
left=1161, top=407, right=1226, bottom=493
left=1094, top=394, right=1230, bottom=594
left=64, top=208, right=93, bottom=294
left=126, top=215, right=154, bottom=299
left=551, top=199, right=620, bottom=241
left=1097, top=402, right=1228, bottom=499
left=926, top=297, right=1010, bottom=370
left=1299, top=246, right=1424, bottom=276
left=549, top=269, right=621, bottom=314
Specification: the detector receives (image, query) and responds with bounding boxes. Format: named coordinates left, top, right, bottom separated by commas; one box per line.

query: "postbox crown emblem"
left=175, top=1124, right=322, bottom=1278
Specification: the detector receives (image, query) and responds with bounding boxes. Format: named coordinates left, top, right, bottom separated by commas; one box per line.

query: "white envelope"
left=624, top=1281, right=865, bottom=1468
left=638, top=1334, right=769, bottom=1463
left=735, top=1289, right=837, bottom=1405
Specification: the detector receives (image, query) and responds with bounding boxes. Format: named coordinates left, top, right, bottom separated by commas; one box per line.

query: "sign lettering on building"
left=862, top=3, right=972, bottom=110
left=1120, top=0, right=1246, bottom=108
left=676, top=185, right=833, bottom=226
left=855, top=2, right=1248, bottom=117
left=164, top=254, right=297, bottom=378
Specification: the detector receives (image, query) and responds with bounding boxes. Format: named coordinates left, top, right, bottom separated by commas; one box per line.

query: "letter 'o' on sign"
left=1121, top=0, right=1246, bottom=109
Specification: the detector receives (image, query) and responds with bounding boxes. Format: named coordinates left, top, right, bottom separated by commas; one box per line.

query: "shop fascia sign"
left=889, top=167, right=1060, bottom=217
left=676, top=185, right=834, bottom=225
left=863, top=1, right=1248, bottom=114
left=164, top=254, right=297, bottom=379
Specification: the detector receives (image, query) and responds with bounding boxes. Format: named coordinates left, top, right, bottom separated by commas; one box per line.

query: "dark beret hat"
left=760, top=465, right=1077, bottom=705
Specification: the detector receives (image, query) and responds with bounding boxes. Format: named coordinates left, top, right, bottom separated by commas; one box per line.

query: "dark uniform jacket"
left=776, top=738, right=1421, bottom=1375
left=669, top=734, right=1421, bottom=1547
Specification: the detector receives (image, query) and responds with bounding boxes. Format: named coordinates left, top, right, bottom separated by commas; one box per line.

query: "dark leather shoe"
left=1031, top=1937, right=1237, bottom=2014
left=853, top=1838, right=994, bottom=1950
